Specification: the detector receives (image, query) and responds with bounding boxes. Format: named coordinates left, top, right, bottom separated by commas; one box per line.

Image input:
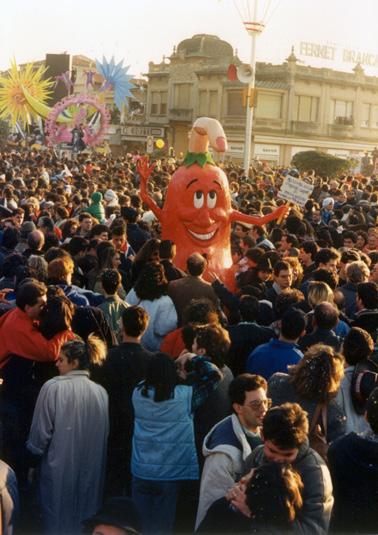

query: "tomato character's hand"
left=207, top=271, right=220, bottom=283
left=137, top=156, right=156, bottom=183
left=276, top=203, right=289, bottom=224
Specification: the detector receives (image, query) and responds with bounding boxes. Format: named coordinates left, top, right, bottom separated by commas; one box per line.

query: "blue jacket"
left=131, top=384, right=199, bottom=481
left=246, top=338, right=303, bottom=380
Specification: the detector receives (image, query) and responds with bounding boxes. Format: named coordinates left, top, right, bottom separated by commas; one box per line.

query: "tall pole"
left=243, top=0, right=262, bottom=174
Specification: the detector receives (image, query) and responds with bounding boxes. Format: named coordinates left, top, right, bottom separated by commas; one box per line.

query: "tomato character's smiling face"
left=162, top=164, right=231, bottom=249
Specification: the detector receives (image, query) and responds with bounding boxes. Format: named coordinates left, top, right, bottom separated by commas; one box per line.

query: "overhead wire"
left=232, top=0, right=246, bottom=22
left=264, top=0, right=283, bottom=25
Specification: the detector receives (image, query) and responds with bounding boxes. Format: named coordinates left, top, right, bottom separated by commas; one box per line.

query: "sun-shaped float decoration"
left=0, top=60, right=52, bottom=127
left=45, top=93, right=110, bottom=147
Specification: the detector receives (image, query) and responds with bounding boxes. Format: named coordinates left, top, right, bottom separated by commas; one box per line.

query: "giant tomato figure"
left=138, top=118, right=287, bottom=279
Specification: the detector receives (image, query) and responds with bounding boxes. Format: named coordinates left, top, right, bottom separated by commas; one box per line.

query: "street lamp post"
left=243, top=0, right=264, bottom=174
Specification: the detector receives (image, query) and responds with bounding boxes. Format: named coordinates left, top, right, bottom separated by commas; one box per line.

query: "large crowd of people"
left=0, top=144, right=378, bottom=534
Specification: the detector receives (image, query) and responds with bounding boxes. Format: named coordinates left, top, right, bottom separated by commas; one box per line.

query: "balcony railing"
left=169, top=108, right=193, bottom=121
left=291, top=121, right=321, bottom=134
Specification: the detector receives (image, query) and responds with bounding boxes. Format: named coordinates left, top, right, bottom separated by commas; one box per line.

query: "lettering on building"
left=299, top=41, right=378, bottom=69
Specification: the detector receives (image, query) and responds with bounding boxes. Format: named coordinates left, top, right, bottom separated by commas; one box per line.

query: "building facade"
left=145, top=34, right=378, bottom=166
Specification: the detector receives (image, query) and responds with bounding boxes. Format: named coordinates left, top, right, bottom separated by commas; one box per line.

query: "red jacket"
left=160, top=327, right=185, bottom=359
left=0, top=307, right=74, bottom=368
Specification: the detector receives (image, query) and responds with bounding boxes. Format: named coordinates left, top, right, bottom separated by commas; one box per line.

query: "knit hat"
left=322, top=197, right=334, bottom=209
left=104, top=189, right=118, bottom=203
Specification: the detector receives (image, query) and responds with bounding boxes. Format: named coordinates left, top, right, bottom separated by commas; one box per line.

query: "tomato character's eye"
left=207, top=190, right=217, bottom=209
left=194, top=190, right=204, bottom=209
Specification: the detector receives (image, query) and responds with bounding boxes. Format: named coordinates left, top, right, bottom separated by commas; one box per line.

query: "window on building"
left=199, top=90, right=207, bottom=116
left=331, top=100, right=353, bottom=124
left=361, top=104, right=370, bottom=128
left=209, top=90, right=218, bottom=117
left=150, top=91, right=167, bottom=116
left=255, top=93, right=282, bottom=119
left=227, top=91, right=244, bottom=116
left=160, top=92, right=167, bottom=115
left=293, top=95, right=319, bottom=122
left=371, top=105, right=378, bottom=128
left=173, top=84, right=191, bottom=109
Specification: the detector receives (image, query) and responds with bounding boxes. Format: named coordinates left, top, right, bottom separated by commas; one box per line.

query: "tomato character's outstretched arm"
left=230, top=204, right=288, bottom=226
left=137, top=156, right=162, bottom=220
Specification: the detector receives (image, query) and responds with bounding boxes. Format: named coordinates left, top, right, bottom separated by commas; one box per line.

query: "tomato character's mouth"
left=187, top=228, right=218, bottom=241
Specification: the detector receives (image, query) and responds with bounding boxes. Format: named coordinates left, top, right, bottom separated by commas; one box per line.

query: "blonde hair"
left=291, top=343, right=344, bottom=402
left=308, top=281, right=334, bottom=309
left=62, top=333, right=107, bottom=369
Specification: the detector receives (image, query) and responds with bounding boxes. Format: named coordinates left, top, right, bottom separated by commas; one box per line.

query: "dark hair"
left=229, top=373, right=267, bottom=406
left=301, top=240, right=318, bottom=261
left=275, top=289, right=305, bottom=319
left=291, top=344, right=344, bottom=402
left=2, top=253, right=26, bottom=278
left=343, top=327, right=374, bottom=365
left=134, top=263, right=168, bottom=301
left=284, top=233, right=299, bottom=248
left=343, top=230, right=358, bottom=244
left=101, top=268, right=121, bottom=295
left=186, top=253, right=206, bottom=276
left=245, top=247, right=265, bottom=263
left=182, top=298, right=218, bottom=325
left=2, top=227, right=20, bottom=250
left=274, top=260, right=291, bottom=277
left=264, top=249, right=281, bottom=268
left=366, top=387, right=378, bottom=433
left=192, top=323, right=230, bottom=367
left=357, top=281, right=378, bottom=310
left=62, top=333, right=107, bottom=369
left=134, top=238, right=161, bottom=265
left=340, top=249, right=360, bottom=265
left=78, top=212, right=92, bottom=222
left=239, top=295, right=259, bottom=322
left=159, top=239, right=175, bottom=260
left=39, top=291, right=75, bottom=339
left=90, top=224, right=109, bottom=239
left=315, top=248, right=340, bottom=267
left=16, top=280, right=47, bottom=310
left=314, top=302, right=338, bottom=330
left=312, top=268, right=338, bottom=290
left=110, top=224, right=126, bottom=238
left=38, top=216, right=54, bottom=231
left=66, top=236, right=89, bottom=257
left=96, top=242, right=116, bottom=269
left=60, top=219, right=78, bottom=241
left=121, top=306, right=149, bottom=337
left=43, top=231, right=59, bottom=251
left=281, top=308, right=306, bottom=340
left=246, top=463, right=303, bottom=527
left=141, top=352, right=177, bottom=402
left=262, top=403, right=309, bottom=449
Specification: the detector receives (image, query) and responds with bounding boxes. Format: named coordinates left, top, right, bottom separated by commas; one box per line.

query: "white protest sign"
left=278, top=175, right=314, bottom=207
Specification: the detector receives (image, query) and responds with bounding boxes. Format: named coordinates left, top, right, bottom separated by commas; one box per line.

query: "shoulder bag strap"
left=309, top=403, right=323, bottom=434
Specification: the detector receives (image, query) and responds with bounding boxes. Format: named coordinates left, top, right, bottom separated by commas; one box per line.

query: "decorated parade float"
left=0, top=56, right=134, bottom=152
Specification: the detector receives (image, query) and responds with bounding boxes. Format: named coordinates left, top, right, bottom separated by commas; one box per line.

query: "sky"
left=2, top=0, right=378, bottom=77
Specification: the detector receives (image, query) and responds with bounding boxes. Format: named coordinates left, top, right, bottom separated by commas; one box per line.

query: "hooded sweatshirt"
left=86, top=192, right=105, bottom=222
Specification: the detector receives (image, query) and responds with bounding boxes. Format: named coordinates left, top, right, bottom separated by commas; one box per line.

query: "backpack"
left=309, top=403, right=328, bottom=464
